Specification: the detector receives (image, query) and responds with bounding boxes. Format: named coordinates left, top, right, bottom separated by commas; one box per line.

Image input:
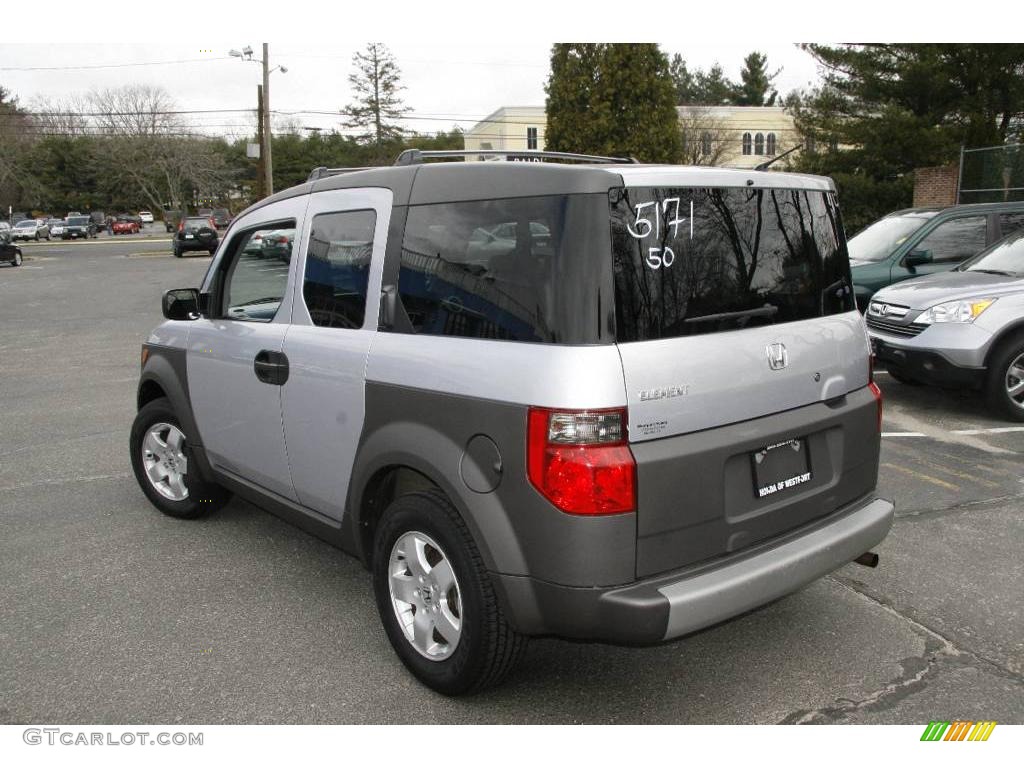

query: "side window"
left=396, top=197, right=567, bottom=342
left=302, top=209, right=375, bottom=329
left=999, top=212, right=1024, bottom=238
left=914, top=215, right=988, bottom=264
left=223, top=222, right=296, bottom=322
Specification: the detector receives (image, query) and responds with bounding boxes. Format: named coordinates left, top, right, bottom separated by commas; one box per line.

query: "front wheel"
left=373, top=489, right=526, bottom=695
left=130, top=397, right=231, bottom=518
left=12, top=251, right=22, bottom=267
left=986, top=335, right=1024, bottom=422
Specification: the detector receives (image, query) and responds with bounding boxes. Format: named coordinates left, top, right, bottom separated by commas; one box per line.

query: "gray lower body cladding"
left=496, top=493, right=893, bottom=644
left=633, top=384, right=882, bottom=577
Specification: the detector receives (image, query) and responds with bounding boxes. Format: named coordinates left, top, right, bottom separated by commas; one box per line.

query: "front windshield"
left=68, top=217, right=88, bottom=225
left=962, top=232, right=1024, bottom=276
left=16, top=220, right=35, bottom=227
left=847, top=213, right=936, bottom=262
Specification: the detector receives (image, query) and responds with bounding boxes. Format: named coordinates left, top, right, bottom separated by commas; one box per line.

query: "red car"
left=112, top=220, right=140, bottom=235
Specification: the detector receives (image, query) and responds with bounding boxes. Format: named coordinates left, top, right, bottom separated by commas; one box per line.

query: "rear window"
left=394, top=194, right=612, bottom=343
left=610, top=186, right=854, bottom=342
left=67, top=217, right=88, bottom=225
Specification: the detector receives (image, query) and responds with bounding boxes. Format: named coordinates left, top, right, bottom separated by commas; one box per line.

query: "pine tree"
left=736, top=52, right=780, bottom=106
left=545, top=44, right=681, bottom=163
left=343, top=43, right=407, bottom=147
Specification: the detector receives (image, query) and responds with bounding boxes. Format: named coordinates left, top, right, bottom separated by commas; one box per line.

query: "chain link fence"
left=958, top=143, right=1024, bottom=204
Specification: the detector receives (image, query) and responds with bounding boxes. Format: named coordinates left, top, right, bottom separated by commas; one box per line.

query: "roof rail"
left=393, top=149, right=639, bottom=166
left=307, top=166, right=373, bottom=182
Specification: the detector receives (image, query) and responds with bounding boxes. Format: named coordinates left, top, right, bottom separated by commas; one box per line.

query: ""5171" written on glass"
left=626, top=197, right=693, bottom=269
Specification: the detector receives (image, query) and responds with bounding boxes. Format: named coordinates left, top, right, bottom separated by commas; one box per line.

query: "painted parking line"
left=883, top=426, right=1024, bottom=438
left=880, top=462, right=961, bottom=491
left=19, top=237, right=172, bottom=246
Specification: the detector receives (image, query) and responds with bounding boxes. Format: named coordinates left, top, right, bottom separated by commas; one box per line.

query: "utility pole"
left=256, top=84, right=265, bottom=200
left=262, top=42, right=274, bottom=196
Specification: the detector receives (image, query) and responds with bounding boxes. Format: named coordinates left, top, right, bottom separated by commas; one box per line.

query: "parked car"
left=0, top=221, right=10, bottom=234
left=258, top=229, right=293, bottom=261
left=112, top=218, right=140, bottom=235
left=849, top=202, right=1024, bottom=310
left=132, top=150, right=891, bottom=694
left=162, top=210, right=182, bottom=233
left=11, top=219, right=50, bottom=241
left=90, top=211, right=106, bottom=226
left=62, top=215, right=97, bottom=239
left=172, top=216, right=218, bottom=257
left=46, top=218, right=65, bottom=238
left=139, top=210, right=154, bottom=224
left=211, top=208, right=232, bottom=229
left=867, top=228, right=1024, bottom=420
left=0, top=229, right=23, bottom=267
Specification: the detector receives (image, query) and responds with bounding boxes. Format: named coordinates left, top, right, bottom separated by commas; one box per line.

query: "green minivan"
left=849, top=202, right=1024, bottom=310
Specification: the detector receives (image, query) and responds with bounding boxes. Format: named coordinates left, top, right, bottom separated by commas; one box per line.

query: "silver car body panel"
left=187, top=194, right=311, bottom=501
left=280, top=187, right=393, bottom=520
left=365, top=334, right=629, bottom=410
left=619, top=311, right=870, bottom=442
left=616, top=165, right=836, bottom=193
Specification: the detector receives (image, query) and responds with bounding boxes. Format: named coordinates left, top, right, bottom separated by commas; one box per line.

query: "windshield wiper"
left=684, top=305, right=779, bottom=325
left=969, top=269, right=1015, bottom=276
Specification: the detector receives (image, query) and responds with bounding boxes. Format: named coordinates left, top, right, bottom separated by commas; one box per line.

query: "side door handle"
left=254, top=350, right=290, bottom=386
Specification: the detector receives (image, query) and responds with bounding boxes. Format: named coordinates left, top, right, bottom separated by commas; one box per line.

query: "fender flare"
left=346, top=420, right=528, bottom=576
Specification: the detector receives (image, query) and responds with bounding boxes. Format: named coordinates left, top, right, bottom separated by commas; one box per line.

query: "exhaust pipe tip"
left=854, top=551, right=880, bottom=568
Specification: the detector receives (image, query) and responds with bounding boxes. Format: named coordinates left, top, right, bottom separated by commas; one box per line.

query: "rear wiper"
left=968, top=269, right=1015, bottom=276
left=684, top=305, right=779, bottom=325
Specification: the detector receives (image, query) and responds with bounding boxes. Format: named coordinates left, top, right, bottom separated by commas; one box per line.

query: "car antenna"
left=754, top=144, right=803, bottom=172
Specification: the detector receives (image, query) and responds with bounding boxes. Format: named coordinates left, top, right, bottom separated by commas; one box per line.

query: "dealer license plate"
left=752, top=438, right=811, bottom=499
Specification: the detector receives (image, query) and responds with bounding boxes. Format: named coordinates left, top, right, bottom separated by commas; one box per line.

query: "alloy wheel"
left=140, top=422, right=189, bottom=501
left=388, top=531, right=463, bottom=660
left=1006, top=352, right=1024, bottom=409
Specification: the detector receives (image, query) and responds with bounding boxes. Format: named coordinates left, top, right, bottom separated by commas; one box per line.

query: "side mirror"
left=905, top=249, right=933, bottom=268
left=162, top=288, right=200, bottom=320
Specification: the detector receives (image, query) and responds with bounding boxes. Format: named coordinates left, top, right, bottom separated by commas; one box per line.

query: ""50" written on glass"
left=626, top=198, right=694, bottom=269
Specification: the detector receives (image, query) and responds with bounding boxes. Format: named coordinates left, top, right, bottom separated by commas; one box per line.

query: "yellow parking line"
left=880, top=463, right=960, bottom=491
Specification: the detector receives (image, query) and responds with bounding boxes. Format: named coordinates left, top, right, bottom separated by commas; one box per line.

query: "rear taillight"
left=526, top=407, right=636, bottom=515
left=869, top=353, right=883, bottom=432
left=178, top=220, right=184, bottom=232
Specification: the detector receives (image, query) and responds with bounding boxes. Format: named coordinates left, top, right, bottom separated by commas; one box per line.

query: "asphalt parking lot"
left=1, top=238, right=1021, bottom=724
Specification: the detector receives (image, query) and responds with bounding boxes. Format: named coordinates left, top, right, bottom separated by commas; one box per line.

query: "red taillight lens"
left=869, top=381, right=883, bottom=432
left=178, top=220, right=184, bottom=232
left=527, top=407, right=636, bottom=515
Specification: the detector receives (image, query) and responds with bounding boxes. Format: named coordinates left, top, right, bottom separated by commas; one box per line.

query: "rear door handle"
left=254, top=350, right=289, bottom=385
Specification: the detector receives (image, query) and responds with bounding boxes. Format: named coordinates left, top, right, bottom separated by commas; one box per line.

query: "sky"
left=0, top=42, right=824, bottom=139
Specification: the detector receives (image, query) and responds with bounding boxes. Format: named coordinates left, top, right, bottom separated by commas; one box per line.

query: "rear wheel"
left=986, top=334, right=1024, bottom=422
left=130, top=397, right=231, bottom=518
left=372, top=489, right=526, bottom=695
left=12, top=251, right=22, bottom=267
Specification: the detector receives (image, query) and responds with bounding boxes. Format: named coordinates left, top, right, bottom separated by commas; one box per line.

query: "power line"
left=0, top=56, right=234, bottom=72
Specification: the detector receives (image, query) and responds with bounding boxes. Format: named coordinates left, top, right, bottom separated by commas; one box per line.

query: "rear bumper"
left=496, top=494, right=894, bottom=644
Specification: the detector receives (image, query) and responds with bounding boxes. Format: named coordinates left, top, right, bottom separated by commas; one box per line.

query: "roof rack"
left=393, top=149, right=639, bottom=166
left=307, top=166, right=373, bottom=182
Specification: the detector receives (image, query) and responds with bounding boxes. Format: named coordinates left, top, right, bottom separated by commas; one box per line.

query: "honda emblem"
left=766, top=343, right=788, bottom=371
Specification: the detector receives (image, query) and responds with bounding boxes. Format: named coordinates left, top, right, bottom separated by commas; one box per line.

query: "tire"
left=130, top=397, right=231, bottom=518
left=208, top=249, right=216, bottom=256
left=985, top=334, right=1024, bottom=422
left=12, top=251, right=22, bottom=267
left=34, top=232, right=39, bottom=241
left=372, top=489, right=526, bottom=695
left=885, top=366, right=920, bottom=385
left=174, top=247, right=182, bottom=258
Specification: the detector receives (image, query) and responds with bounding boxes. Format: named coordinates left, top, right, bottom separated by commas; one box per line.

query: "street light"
left=229, top=43, right=286, bottom=196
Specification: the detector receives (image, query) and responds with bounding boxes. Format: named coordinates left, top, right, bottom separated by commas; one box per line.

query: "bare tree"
left=678, top=107, right=731, bottom=166
left=83, top=85, right=230, bottom=212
